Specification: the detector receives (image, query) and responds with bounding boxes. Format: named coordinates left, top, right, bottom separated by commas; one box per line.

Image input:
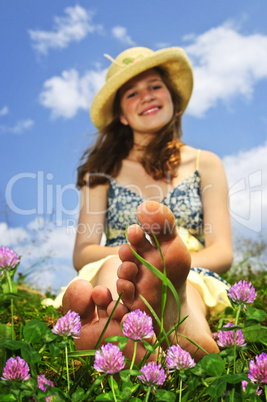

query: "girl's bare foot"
left=62, top=279, right=153, bottom=362
left=117, top=201, right=219, bottom=359
left=62, top=280, right=125, bottom=349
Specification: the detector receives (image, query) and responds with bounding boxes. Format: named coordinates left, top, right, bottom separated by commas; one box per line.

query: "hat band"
left=104, top=53, right=145, bottom=69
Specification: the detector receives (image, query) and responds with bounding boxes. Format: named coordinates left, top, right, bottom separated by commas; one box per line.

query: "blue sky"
left=1, top=0, right=267, bottom=291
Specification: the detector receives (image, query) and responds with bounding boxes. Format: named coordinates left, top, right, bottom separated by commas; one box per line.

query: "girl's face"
left=119, top=69, right=174, bottom=136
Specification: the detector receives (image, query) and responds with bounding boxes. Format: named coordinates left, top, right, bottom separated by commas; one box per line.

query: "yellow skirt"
left=42, top=228, right=231, bottom=313
left=42, top=256, right=115, bottom=309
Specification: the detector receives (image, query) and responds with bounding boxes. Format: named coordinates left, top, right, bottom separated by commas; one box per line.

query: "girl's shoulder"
left=182, top=145, right=222, bottom=163
left=196, top=149, right=227, bottom=187
left=181, top=146, right=225, bottom=183
left=198, top=149, right=224, bottom=170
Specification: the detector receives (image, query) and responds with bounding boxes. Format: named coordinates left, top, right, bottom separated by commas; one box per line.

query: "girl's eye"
left=151, top=85, right=162, bottom=90
left=127, top=92, right=137, bottom=99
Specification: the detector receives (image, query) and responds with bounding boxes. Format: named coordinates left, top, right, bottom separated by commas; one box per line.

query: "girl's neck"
left=127, top=132, right=155, bottom=160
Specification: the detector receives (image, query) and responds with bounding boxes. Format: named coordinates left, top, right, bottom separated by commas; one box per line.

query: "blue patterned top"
left=104, top=170, right=204, bottom=247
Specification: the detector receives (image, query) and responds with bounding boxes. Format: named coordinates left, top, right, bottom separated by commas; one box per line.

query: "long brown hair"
left=77, top=67, right=184, bottom=188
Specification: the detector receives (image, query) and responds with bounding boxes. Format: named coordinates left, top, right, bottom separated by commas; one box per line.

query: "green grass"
left=0, top=240, right=266, bottom=401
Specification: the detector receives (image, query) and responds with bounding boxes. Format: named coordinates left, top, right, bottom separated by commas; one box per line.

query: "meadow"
left=0, top=237, right=266, bottom=401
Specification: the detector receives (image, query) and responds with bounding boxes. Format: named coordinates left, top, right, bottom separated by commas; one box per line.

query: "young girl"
left=50, top=46, right=233, bottom=361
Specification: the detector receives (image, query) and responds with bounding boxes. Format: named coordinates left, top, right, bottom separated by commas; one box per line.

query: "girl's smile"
left=119, top=69, right=174, bottom=136
left=139, top=105, right=161, bottom=116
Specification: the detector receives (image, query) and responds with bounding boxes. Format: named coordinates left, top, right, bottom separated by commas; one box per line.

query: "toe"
left=92, top=286, right=113, bottom=319
left=119, top=243, right=137, bottom=263
left=117, top=261, right=138, bottom=281
left=117, top=278, right=136, bottom=309
left=62, top=279, right=95, bottom=320
left=137, top=201, right=177, bottom=241
left=107, top=300, right=129, bottom=321
left=126, top=224, right=153, bottom=253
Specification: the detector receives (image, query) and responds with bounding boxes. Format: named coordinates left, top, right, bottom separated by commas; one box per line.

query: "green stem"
left=144, top=386, right=151, bottom=402
left=110, top=376, right=118, bottom=402
left=7, top=273, right=14, bottom=340
left=234, top=304, right=242, bottom=328
left=231, top=387, right=235, bottom=402
left=179, top=378, right=183, bottom=402
left=265, top=385, right=267, bottom=402
left=65, top=344, right=70, bottom=392
left=232, top=305, right=242, bottom=402
left=130, top=341, right=137, bottom=370
left=38, top=344, right=46, bottom=354
left=233, top=305, right=242, bottom=375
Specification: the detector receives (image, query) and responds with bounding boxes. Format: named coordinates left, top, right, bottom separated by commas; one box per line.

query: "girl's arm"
left=190, top=151, right=233, bottom=274
left=73, top=179, right=120, bottom=271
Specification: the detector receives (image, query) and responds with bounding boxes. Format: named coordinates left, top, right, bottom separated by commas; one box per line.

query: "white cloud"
left=185, top=23, right=267, bottom=117
left=29, top=262, right=75, bottom=294
left=111, top=26, right=135, bottom=46
left=223, top=141, right=267, bottom=236
left=39, top=68, right=107, bottom=119
left=0, top=218, right=77, bottom=292
left=38, top=22, right=267, bottom=120
left=0, top=222, right=29, bottom=246
left=33, top=224, right=75, bottom=260
left=0, top=119, right=34, bottom=135
left=0, top=106, right=9, bottom=116
left=29, top=5, right=103, bottom=55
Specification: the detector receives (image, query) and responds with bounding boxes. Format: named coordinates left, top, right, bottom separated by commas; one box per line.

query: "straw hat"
left=90, top=46, right=193, bottom=130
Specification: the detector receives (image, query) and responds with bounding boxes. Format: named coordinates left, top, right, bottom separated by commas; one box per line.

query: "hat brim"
left=90, top=47, right=193, bottom=130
